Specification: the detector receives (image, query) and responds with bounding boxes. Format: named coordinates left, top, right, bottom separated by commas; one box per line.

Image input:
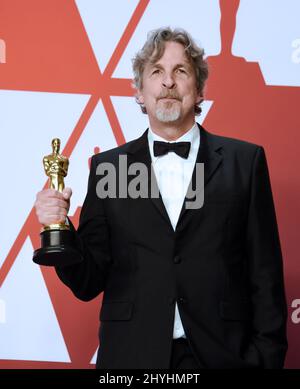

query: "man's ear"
left=136, top=89, right=145, bottom=105
left=195, top=91, right=203, bottom=105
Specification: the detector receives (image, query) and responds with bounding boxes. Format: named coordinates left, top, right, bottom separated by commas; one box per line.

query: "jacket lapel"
left=177, top=124, right=223, bottom=226
left=127, top=129, right=173, bottom=230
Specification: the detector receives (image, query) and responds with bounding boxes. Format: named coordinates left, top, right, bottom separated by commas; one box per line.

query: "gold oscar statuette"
left=33, top=138, right=83, bottom=266
left=42, top=138, right=69, bottom=231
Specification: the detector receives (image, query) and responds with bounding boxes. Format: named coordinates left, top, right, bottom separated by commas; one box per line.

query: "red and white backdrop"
left=0, top=0, right=299, bottom=369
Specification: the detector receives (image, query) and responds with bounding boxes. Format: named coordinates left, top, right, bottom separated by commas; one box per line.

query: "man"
left=34, top=28, right=287, bottom=369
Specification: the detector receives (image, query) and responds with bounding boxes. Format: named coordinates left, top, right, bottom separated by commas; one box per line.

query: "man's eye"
left=152, top=69, right=160, bottom=75
left=177, top=68, right=187, bottom=74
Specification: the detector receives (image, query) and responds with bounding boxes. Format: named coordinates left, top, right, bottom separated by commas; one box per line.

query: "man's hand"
left=34, top=187, right=72, bottom=226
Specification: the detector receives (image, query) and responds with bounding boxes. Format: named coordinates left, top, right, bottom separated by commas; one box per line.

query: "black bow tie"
left=153, top=140, right=191, bottom=159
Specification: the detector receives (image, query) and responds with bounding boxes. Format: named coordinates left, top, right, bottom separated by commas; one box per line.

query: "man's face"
left=137, top=41, right=202, bottom=127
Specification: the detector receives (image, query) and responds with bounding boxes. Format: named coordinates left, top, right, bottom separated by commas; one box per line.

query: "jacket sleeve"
left=244, top=146, right=288, bottom=368
left=55, top=156, right=112, bottom=301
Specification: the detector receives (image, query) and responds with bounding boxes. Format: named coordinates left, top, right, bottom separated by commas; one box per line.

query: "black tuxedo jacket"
left=56, top=124, right=287, bottom=369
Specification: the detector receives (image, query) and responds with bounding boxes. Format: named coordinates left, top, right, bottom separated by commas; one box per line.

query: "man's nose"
left=162, top=73, right=176, bottom=89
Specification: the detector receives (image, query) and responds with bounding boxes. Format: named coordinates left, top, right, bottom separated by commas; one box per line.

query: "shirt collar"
left=148, top=122, right=200, bottom=161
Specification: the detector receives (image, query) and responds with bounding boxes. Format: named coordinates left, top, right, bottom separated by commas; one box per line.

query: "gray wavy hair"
left=132, top=27, right=209, bottom=115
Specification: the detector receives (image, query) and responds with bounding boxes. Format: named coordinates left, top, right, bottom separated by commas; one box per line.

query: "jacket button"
left=178, top=297, right=187, bottom=304
left=173, top=255, right=181, bottom=264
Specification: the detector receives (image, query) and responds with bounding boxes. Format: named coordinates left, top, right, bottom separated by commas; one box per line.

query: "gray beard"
left=155, top=106, right=181, bottom=122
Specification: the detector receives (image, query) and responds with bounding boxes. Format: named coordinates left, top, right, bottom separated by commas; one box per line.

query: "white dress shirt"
left=147, top=123, right=200, bottom=339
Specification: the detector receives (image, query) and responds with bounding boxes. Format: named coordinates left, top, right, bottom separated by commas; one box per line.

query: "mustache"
left=157, top=91, right=181, bottom=101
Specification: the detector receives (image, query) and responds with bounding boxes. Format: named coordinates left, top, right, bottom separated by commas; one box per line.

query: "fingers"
left=34, top=188, right=72, bottom=226
left=36, top=189, right=65, bottom=200
left=38, top=197, right=68, bottom=208
left=62, top=187, right=72, bottom=200
left=36, top=213, right=67, bottom=225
